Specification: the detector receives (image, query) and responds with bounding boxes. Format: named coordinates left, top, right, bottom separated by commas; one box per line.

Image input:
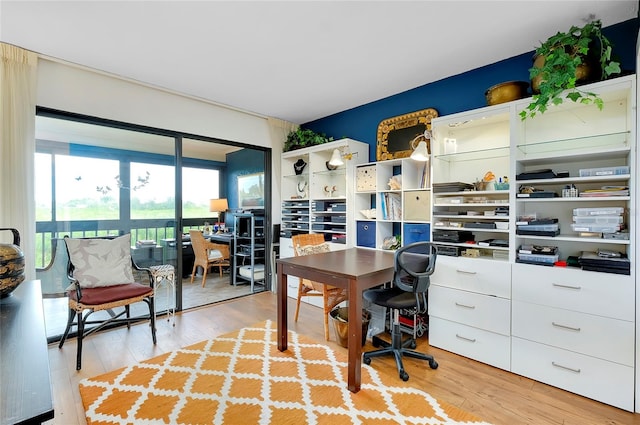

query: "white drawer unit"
left=425, top=76, right=637, bottom=411
left=512, top=263, right=633, bottom=321
left=431, top=255, right=511, bottom=298
left=512, top=337, right=634, bottom=411
left=512, top=300, right=634, bottom=366
left=429, top=284, right=510, bottom=336
left=429, top=316, right=510, bottom=371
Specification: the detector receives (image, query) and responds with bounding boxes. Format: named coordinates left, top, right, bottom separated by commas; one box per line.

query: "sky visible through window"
left=35, top=153, right=220, bottom=221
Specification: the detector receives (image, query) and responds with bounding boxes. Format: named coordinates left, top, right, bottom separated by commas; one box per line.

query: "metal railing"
left=35, top=219, right=206, bottom=270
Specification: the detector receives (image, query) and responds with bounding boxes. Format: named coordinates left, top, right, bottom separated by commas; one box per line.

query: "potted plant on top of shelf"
left=284, top=128, right=333, bottom=152
left=520, top=19, right=621, bottom=120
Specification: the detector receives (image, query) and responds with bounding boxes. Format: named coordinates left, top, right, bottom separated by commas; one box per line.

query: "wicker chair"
left=59, top=235, right=156, bottom=370
left=189, top=230, right=230, bottom=287
left=292, top=233, right=348, bottom=340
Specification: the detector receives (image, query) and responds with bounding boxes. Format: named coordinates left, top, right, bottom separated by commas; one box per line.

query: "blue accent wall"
left=304, top=19, right=639, bottom=162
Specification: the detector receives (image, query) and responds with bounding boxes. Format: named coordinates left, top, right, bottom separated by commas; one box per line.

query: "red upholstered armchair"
left=58, top=234, right=157, bottom=370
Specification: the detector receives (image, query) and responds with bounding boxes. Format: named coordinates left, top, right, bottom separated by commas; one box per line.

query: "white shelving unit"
left=354, top=158, right=432, bottom=250
left=427, top=74, right=637, bottom=411
left=510, top=75, right=636, bottom=411
left=280, top=138, right=369, bottom=306
left=428, top=104, right=513, bottom=372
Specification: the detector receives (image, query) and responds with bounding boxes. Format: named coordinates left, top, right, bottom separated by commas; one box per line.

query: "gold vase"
left=0, top=228, right=25, bottom=297
left=531, top=54, right=599, bottom=94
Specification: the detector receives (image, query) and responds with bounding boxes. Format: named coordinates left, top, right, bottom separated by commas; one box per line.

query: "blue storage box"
left=403, top=223, right=430, bottom=245
left=357, top=221, right=376, bottom=248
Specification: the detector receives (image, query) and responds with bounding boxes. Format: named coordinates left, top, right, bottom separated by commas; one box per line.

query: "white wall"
left=36, top=58, right=283, bottom=225
left=37, top=59, right=272, bottom=146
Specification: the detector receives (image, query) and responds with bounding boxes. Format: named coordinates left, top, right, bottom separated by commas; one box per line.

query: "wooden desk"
left=276, top=248, right=395, bottom=392
left=1, top=280, right=54, bottom=424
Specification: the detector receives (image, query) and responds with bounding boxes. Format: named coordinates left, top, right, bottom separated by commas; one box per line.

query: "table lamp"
left=209, top=198, right=229, bottom=234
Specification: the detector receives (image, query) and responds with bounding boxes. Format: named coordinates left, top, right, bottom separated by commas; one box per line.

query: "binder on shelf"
left=516, top=218, right=558, bottom=226
left=516, top=191, right=558, bottom=198
left=516, top=169, right=557, bottom=180
left=516, top=228, right=560, bottom=237
left=463, top=222, right=496, bottom=229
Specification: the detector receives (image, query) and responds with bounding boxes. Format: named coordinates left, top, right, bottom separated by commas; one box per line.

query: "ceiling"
left=1, top=1, right=638, bottom=125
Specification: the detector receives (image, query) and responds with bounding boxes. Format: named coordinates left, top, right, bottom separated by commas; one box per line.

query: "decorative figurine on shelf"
left=388, top=175, right=402, bottom=190
left=360, top=209, right=377, bottom=219
left=293, top=159, right=307, bottom=175
left=296, top=180, right=308, bottom=198
left=324, top=185, right=337, bottom=197
left=381, top=235, right=401, bottom=250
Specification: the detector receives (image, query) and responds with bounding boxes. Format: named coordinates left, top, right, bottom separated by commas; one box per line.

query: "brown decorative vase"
left=0, top=228, right=25, bottom=297
left=531, top=54, right=599, bottom=94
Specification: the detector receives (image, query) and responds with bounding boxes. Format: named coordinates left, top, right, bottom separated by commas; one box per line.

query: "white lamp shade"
left=410, top=141, right=430, bottom=161
left=328, top=149, right=344, bottom=166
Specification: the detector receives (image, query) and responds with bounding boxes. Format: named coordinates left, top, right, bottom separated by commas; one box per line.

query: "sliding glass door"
left=35, top=110, right=270, bottom=341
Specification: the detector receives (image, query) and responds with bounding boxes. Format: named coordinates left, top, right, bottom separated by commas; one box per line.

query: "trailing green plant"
left=284, top=128, right=333, bottom=152
left=520, top=19, right=621, bottom=120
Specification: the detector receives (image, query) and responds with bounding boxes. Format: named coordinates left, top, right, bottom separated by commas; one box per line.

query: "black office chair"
left=362, top=241, right=438, bottom=381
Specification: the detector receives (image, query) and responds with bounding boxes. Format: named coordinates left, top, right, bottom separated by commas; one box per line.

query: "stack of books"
left=380, top=192, right=401, bottom=220
left=517, top=245, right=559, bottom=266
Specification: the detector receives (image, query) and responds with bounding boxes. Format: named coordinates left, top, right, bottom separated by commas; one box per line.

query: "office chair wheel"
left=399, top=370, right=409, bottom=381
left=429, top=359, right=439, bottom=369
left=363, top=356, right=371, bottom=365
left=409, top=340, right=417, bottom=349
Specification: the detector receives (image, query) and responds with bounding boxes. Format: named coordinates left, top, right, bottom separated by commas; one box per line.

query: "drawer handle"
left=552, top=362, right=581, bottom=374
left=455, top=302, right=476, bottom=309
left=552, top=322, right=581, bottom=332
left=455, top=334, right=476, bottom=343
left=456, top=269, right=477, bottom=275
left=552, top=283, right=581, bottom=290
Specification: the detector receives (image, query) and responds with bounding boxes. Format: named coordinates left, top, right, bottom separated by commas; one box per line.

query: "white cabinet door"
left=512, top=337, right=634, bottom=412
left=429, top=284, right=510, bottom=335
left=512, top=300, right=634, bottom=366
left=431, top=255, right=511, bottom=298
left=512, top=263, right=634, bottom=321
left=428, top=316, right=511, bottom=371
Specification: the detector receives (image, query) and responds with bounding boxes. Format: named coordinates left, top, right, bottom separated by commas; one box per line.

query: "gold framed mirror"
left=376, top=108, right=438, bottom=161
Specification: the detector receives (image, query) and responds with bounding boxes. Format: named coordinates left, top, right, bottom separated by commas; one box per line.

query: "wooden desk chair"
left=189, top=230, right=230, bottom=287
left=58, top=234, right=156, bottom=370
left=292, top=233, right=348, bottom=340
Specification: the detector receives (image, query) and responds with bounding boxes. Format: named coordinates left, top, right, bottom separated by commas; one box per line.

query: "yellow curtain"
left=0, top=43, right=38, bottom=279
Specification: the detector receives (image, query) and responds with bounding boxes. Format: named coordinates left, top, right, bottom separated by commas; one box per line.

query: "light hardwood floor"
left=46, top=292, right=639, bottom=425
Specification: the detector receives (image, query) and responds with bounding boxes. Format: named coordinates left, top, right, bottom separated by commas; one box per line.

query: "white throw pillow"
left=295, top=242, right=330, bottom=256
left=65, top=234, right=135, bottom=289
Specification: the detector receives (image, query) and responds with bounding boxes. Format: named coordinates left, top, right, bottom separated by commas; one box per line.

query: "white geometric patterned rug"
left=79, top=320, right=491, bottom=424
